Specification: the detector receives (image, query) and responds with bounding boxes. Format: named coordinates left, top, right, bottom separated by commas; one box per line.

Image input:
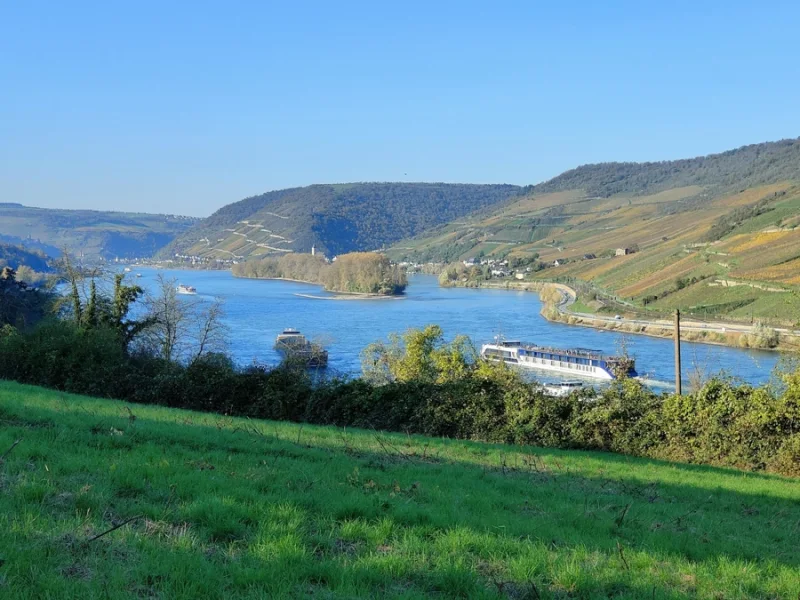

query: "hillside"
left=0, top=203, right=199, bottom=261
left=0, top=242, right=51, bottom=272
left=163, top=183, right=524, bottom=260
left=2, top=381, right=799, bottom=599
left=389, top=138, right=800, bottom=322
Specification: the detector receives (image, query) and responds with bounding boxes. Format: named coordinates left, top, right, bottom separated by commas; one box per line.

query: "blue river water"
left=132, top=269, right=780, bottom=389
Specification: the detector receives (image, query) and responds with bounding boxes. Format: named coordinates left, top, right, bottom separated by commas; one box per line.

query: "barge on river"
left=480, top=338, right=636, bottom=380
left=275, top=328, right=328, bottom=368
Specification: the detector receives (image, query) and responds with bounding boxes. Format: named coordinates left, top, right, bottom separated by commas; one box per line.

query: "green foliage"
left=659, top=378, right=799, bottom=470
left=0, top=267, right=51, bottom=329
left=361, top=325, right=490, bottom=384
left=61, top=269, right=153, bottom=351
left=2, top=381, right=799, bottom=599
left=1, top=321, right=799, bottom=477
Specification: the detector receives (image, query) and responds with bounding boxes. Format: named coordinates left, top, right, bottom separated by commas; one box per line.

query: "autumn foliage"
left=233, top=252, right=407, bottom=295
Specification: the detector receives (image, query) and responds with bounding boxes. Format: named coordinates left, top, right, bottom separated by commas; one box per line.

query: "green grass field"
left=1, top=381, right=799, bottom=599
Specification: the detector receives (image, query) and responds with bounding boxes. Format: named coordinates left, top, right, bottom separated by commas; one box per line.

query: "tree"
left=361, top=325, right=482, bottom=385
left=142, top=275, right=227, bottom=363
left=0, top=267, right=50, bottom=329
left=233, top=252, right=407, bottom=295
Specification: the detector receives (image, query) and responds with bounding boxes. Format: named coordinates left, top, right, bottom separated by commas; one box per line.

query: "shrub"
left=740, top=322, right=780, bottom=349
left=0, top=322, right=798, bottom=477
left=571, top=379, right=664, bottom=455
left=768, top=434, right=800, bottom=476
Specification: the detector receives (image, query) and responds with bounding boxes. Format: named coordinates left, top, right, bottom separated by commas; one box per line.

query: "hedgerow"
left=1, top=321, right=798, bottom=477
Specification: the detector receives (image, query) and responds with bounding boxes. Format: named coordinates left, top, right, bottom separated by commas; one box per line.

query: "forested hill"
left=0, top=204, right=199, bottom=261
left=163, top=183, right=524, bottom=259
left=532, top=137, right=800, bottom=198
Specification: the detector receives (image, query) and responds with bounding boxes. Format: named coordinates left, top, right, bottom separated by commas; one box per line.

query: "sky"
left=1, top=1, right=799, bottom=217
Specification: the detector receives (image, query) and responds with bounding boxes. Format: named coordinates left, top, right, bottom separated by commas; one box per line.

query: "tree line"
left=232, top=252, right=407, bottom=295
left=1, top=314, right=799, bottom=477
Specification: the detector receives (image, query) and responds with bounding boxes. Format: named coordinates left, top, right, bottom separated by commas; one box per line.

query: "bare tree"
left=192, top=297, right=227, bottom=362
left=142, top=275, right=227, bottom=363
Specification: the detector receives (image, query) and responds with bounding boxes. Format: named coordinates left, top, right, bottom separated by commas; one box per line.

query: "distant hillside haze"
left=163, top=183, right=525, bottom=259
left=0, top=204, right=199, bottom=261
left=0, top=243, right=51, bottom=273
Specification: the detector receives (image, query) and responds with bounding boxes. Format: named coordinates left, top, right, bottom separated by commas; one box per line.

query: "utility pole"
left=674, top=309, right=682, bottom=395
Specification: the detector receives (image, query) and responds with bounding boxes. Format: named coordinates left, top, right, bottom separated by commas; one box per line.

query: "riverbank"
left=294, top=292, right=404, bottom=301
left=441, top=278, right=800, bottom=352
left=544, top=283, right=800, bottom=352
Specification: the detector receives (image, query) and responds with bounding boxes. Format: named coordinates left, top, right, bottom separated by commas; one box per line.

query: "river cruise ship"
left=480, top=338, right=636, bottom=380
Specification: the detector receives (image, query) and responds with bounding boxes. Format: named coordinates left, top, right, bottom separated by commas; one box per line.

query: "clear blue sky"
left=2, top=1, right=798, bottom=217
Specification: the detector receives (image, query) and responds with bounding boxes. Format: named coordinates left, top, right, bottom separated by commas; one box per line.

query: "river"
left=131, top=268, right=781, bottom=389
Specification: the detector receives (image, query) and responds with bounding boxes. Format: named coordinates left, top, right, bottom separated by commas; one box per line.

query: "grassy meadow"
left=2, top=381, right=800, bottom=599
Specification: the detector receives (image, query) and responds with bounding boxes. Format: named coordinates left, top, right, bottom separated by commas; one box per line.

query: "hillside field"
left=1, top=381, right=799, bottom=599
left=389, top=139, right=800, bottom=324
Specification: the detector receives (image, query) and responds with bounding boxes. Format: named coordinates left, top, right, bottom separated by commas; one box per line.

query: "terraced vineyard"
left=389, top=139, right=800, bottom=324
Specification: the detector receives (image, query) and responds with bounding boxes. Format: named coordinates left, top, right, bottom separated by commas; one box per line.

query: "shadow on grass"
left=1, top=385, right=799, bottom=599
left=6, top=395, right=799, bottom=553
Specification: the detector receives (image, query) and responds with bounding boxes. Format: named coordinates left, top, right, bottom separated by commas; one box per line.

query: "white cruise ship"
left=480, top=338, right=636, bottom=380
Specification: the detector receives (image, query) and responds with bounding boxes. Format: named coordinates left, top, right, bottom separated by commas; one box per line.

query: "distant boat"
left=275, top=328, right=328, bottom=367
left=176, top=284, right=197, bottom=295
left=123, top=267, right=132, bottom=272
left=135, top=273, right=142, bottom=278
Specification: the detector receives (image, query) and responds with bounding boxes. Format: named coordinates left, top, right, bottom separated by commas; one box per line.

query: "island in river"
left=231, top=252, right=407, bottom=296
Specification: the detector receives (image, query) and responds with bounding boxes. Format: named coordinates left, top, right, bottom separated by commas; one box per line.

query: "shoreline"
left=294, top=292, right=404, bottom=301
left=441, top=279, right=799, bottom=353
left=232, top=274, right=405, bottom=299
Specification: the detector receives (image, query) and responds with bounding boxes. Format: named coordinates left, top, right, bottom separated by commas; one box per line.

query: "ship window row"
left=524, top=351, right=597, bottom=365
left=528, top=357, right=594, bottom=372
